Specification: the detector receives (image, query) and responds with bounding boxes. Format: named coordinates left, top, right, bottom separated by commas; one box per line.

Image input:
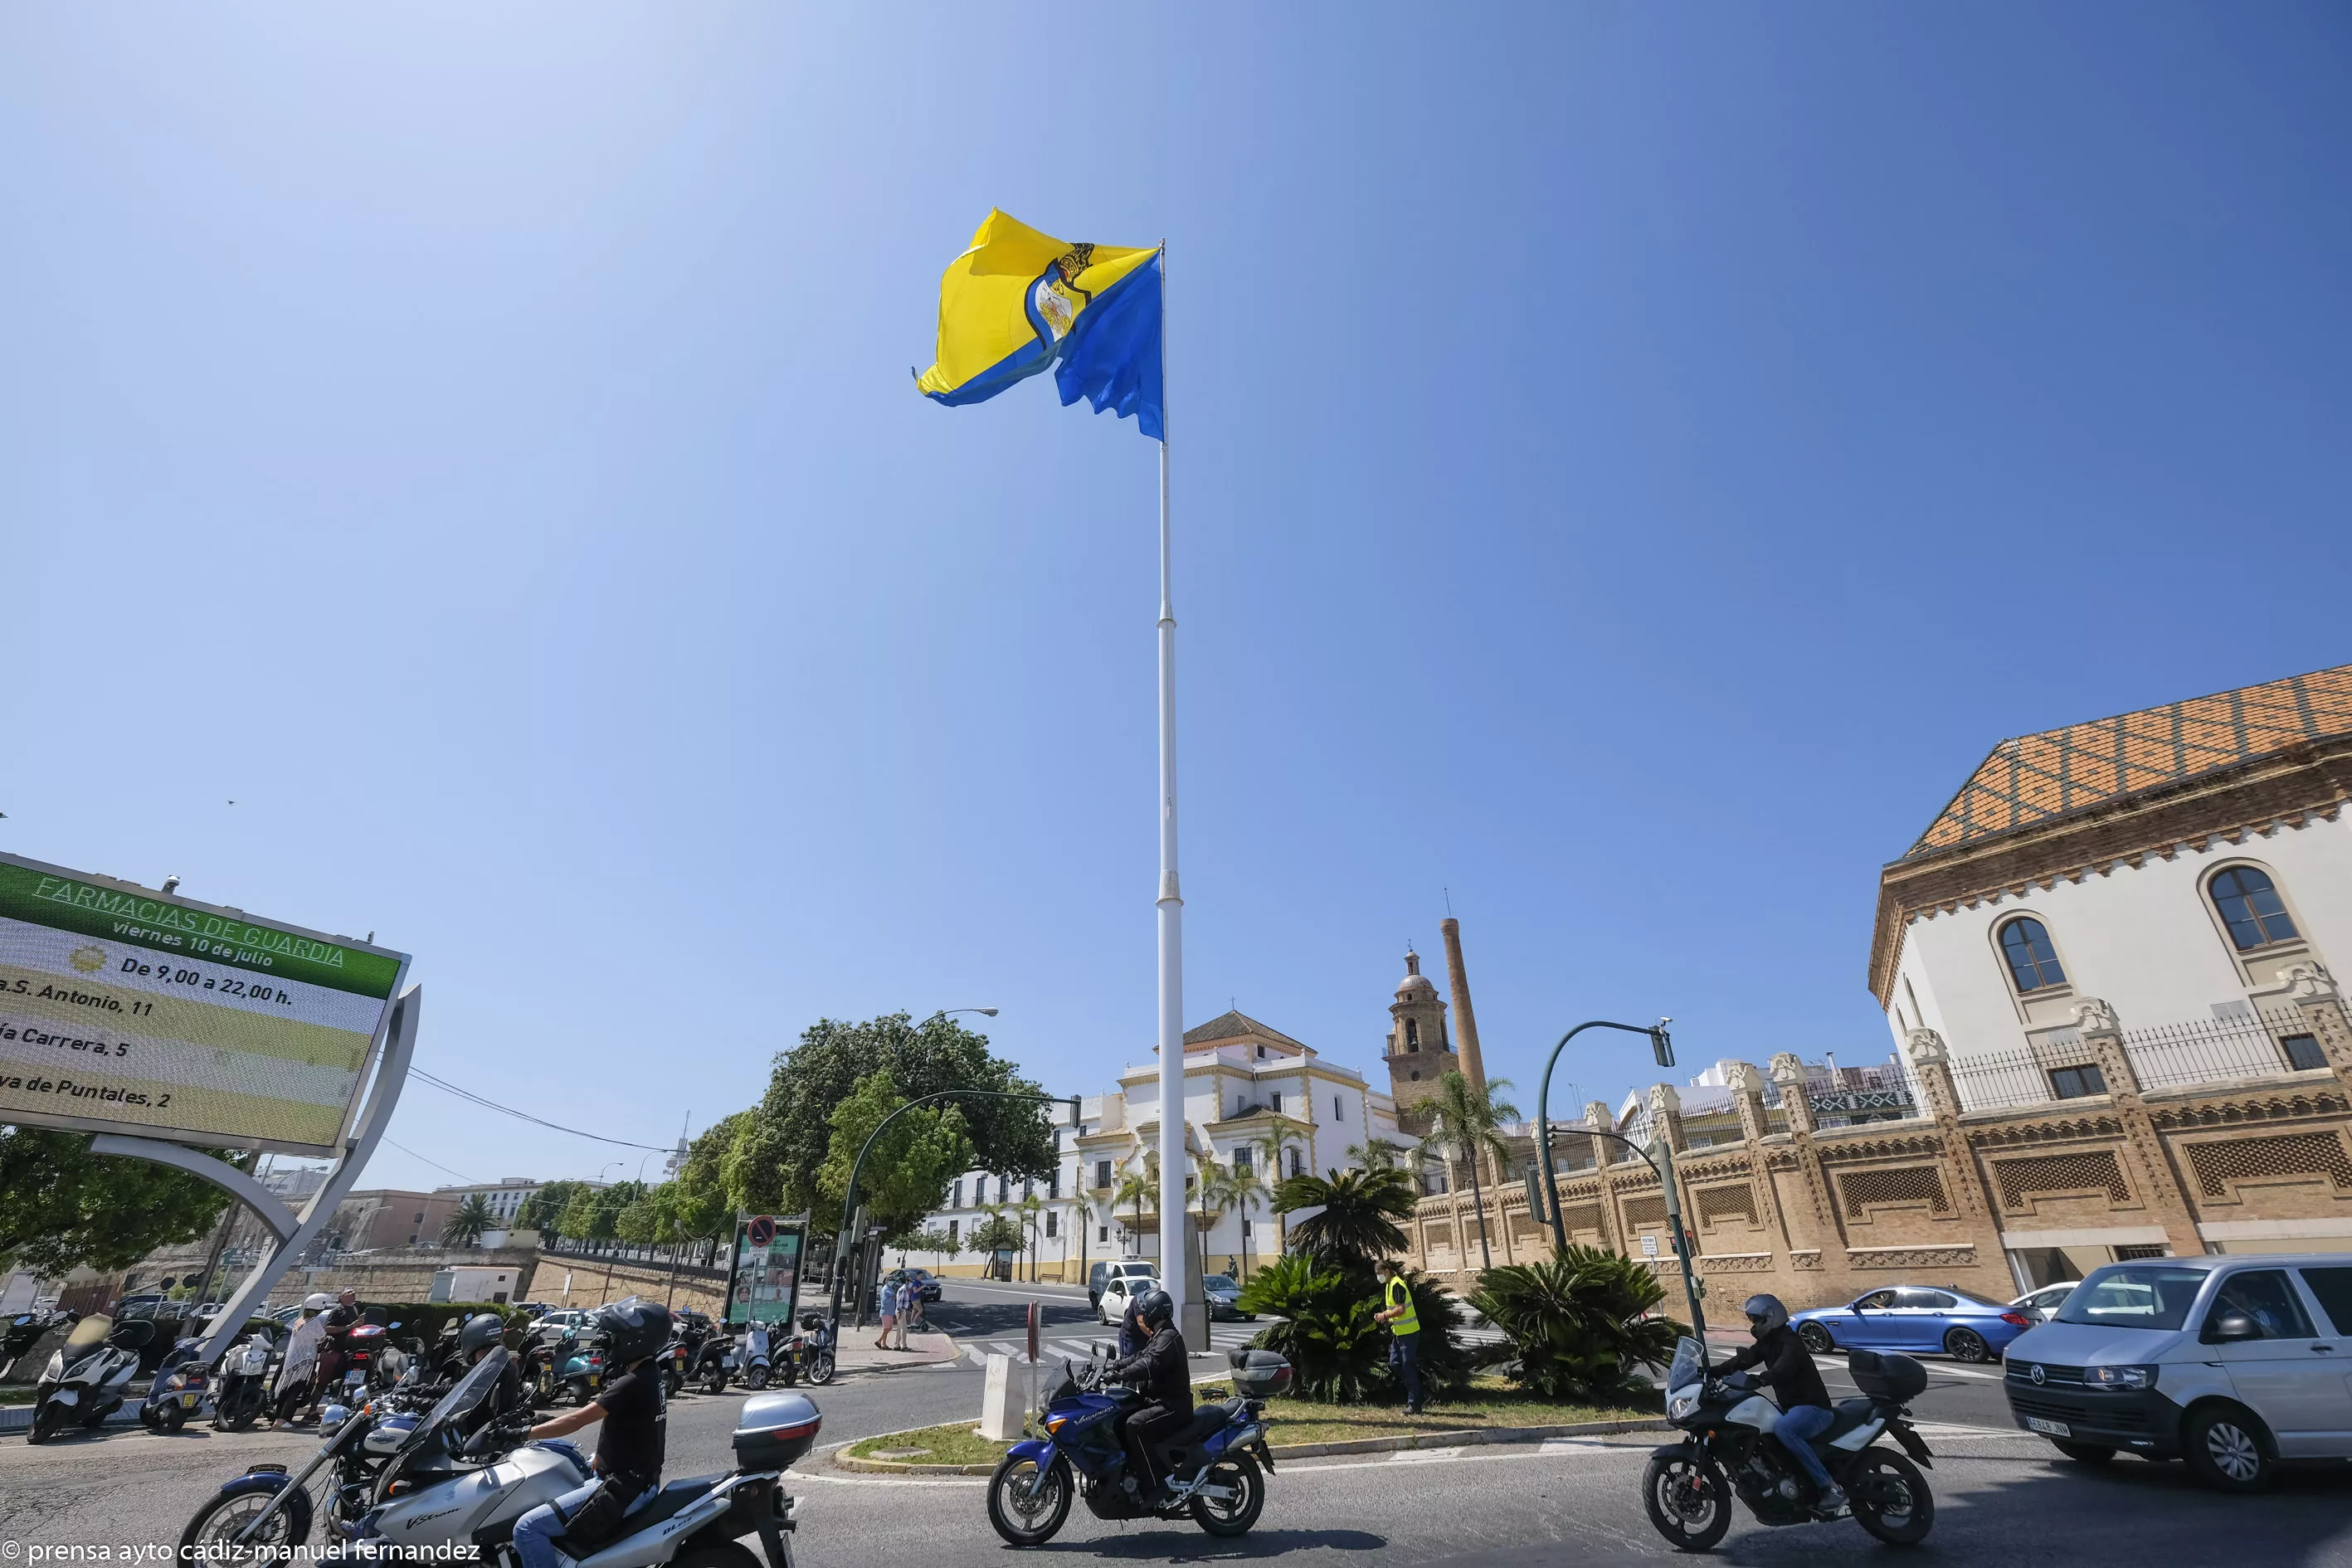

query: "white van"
left=2001, top=1253, right=2352, bottom=1491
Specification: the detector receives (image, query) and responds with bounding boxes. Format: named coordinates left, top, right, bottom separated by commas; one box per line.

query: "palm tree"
left=1249, top=1118, right=1307, bottom=1255
left=1016, top=1193, right=1045, bottom=1283
left=1270, top=1166, right=1417, bottom=1267
left=440, top=1195, right=494, bottom=1249
left=1346, top=1137, right=1409, bottom=1173
left=1420, top=1070, right=1520, bottom=1272
left=1197, top=1157, right=1269, bottom=1281
left=1112, top=1154, right=1157, bottom=1259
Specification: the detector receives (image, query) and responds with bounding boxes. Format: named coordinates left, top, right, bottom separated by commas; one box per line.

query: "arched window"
left=1404, top=1018, right=1420, bottom=1051
left=2210, top=866, right=2299, bottom=951
left=1999, top=917, right=2067, bottom=992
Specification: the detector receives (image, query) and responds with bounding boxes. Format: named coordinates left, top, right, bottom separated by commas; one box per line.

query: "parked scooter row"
left=27, top=1314, right=153, bottom=1444
left=1, top=1307, right=80, bottom=1381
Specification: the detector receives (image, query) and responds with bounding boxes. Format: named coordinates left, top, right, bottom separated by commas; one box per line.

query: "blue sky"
left=5, top=6, right=2349, bottom=1192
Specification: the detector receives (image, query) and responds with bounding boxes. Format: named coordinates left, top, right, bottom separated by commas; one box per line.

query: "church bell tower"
left=1382, top=946, right=1457, bottom=1114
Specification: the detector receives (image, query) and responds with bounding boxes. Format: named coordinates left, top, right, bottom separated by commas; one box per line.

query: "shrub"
left=1237, top=1256, right=1481, bottom=1405
left=1468, top=1248, right=1686, bottom=1403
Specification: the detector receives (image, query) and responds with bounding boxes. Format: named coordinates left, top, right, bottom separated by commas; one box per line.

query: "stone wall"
left=1407, top=976, right=2352, bottom=1313
left=275, top=1247, right=545, bottom=1306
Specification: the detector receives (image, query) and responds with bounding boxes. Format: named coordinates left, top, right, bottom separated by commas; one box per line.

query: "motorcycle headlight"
left=1668, top=1389, right=1700, bottom=1420
left=42, top=1351, right=64, bottom=1382
left=2082, top=1364, right=2158, bottom=1390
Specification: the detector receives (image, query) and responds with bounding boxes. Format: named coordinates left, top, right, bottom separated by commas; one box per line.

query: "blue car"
left=1789, top=1284, right=2036, bottom=1364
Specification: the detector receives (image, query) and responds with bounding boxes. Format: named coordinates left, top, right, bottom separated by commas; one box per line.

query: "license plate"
left=2025, top=1416, right=2071, bottom=1438
left=182, top=1393, right=199, bottom=1409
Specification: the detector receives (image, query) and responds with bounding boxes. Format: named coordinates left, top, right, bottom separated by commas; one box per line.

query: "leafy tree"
left=967, top=1208, right=1024, bottom=1276
left=670, top=1112, right=751, bottom=1239
left=560, top=1181, right=645, bottom=1244
left=815, top=1070, right=976, bottom=1240
left=1469, top=1249, right=1685, bottom=1402
left=440, top=1195, right=494, bottom=1248
left=736, top=1011, right=1054, bottom=1234
left=1271, top=1166, right=1416, bottom=1267
left=0, top=1128, right=235, bottom=1278
left=889, top=1226, right=959, bottom=1258
left=1418, top=1071, right=1520, bottom=1273
left=518, top=1179, right=595, bottom=1243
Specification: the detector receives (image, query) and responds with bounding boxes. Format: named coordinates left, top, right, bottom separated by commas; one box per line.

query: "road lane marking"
left=1389, top=1447, right=1464, bottom=1462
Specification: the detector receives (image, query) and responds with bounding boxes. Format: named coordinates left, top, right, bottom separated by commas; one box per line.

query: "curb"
left=0, top=1405, right=145, bottom=1434
left=830, top=1414, right=1669, bottom=1476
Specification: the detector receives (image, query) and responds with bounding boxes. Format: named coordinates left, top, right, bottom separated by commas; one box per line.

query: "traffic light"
left=1522, top=1168, right=1546, bottom=1224
left=1651, top=1020, right=1675, bottom=1068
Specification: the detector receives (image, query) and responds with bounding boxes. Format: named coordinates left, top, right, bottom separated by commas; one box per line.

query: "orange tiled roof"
left=1906, top=663, right=2352, bottom=859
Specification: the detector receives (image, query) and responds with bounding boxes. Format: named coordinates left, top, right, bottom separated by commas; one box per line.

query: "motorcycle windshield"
left=1666, top=1337, right=1705, bottom=1395
left=61, top=1315, right=113, bottom=1359
left=419, top=1346, right=508, bottom=1434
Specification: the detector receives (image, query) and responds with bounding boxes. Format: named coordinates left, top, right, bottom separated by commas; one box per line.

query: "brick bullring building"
left=1405, top=661, right=2352, bottom=1307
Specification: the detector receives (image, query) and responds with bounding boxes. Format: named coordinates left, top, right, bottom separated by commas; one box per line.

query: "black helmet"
left=1132, top=1288, right=1174, bottom=1331
left=1743, top=1293, right=1789, bottom=1338
left=592, top=1296, right=672, bottom=1367
left=456, top=1313, right=506, bottom=1360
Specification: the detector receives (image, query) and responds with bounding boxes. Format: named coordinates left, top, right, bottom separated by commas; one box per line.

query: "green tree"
left=889, top=1226, right=959, bottom=1258
left=1112, top=1154, right=1157, bottom=1252
left=0, top=1129, right=235, bottom=1278
left=815, top=1070, right=976, bottom=1241
left=518, top=1179, right=594, bottom=1244
left=560, top=1181, right=645, bottom=1244
left=735, top=1012, right=1054, bottom=1235
left=1419, top=1070, right=1520, bottom=1273
left=440, top=1195, right=494, bottom=1248
left=1469, top=1249, right=1685, bottom=1402
left=967, top=1207, right=1024, bottom=1277
left=1270, top=1166, right=1417, bottom=1268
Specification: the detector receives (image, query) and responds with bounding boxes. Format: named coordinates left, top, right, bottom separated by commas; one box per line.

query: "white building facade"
left=898, top=1010, right=1405, bottom=1283
left=1872, top=663, right=2352, bottom=1108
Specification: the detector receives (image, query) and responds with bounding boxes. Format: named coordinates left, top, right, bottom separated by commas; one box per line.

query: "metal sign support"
left=86, top=983, right=421, bottom=1365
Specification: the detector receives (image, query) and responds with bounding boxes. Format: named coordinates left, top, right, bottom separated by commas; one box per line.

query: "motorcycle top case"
left=733, top=1391, right=821, bottom=1471
left=1846, top=1348, right=1927, bottom=1401
left=1226, top=1348, right=1293, bottom=1399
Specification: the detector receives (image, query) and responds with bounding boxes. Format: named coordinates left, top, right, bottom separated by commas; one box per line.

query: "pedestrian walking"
left=873, top=1272, right=898, bottom=1351
left=1373, top=1258, right=1424, bottom=1415
left=894, top=1278, right=918, bottom=1350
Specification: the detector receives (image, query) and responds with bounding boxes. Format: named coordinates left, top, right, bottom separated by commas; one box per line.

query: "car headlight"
left=2082, top=1365, right=2158, bottom=1390
left=1668, top=1389, right=1700, bottom=1419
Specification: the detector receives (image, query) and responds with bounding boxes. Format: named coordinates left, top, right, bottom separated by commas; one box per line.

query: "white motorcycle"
left=182, top=1348, right=820, bottom=1568
left=27, top=1314, right=153, bottom=1444
left=212, top=1327, right=280, bottom=1431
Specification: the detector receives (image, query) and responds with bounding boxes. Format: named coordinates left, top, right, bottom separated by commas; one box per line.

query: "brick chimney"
left=1439, top=917, right=1486, bottom=1091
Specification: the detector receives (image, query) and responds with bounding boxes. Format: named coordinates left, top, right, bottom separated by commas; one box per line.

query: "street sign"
left=0, top=853, right=407, bottom=1155
left=1640, top=1234, right=1659, bottom=1258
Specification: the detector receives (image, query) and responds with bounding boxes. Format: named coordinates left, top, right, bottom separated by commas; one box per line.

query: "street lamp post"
left=1531, top=1019, right=1707, bottom=1344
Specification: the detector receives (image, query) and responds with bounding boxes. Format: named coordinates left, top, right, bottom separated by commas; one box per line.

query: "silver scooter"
left=27, top=1314, right=152, bottom=1443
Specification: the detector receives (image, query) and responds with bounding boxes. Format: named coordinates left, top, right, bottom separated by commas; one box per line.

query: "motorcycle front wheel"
left=986, top=1452, right=1073, bottom=1546
left=747, top=1367, right=769, bottom=1391
left=1849, top=1449, right=1935, bottom=1546
left=806, top=1350, right=835, bottom=1386
left=181, top=1483, right=314, bottom=1561
left=29, top=1403, right=66, bottom=1444
left=1643, top=1449, right=1732, bottom=1552
left=1189, top=1451, right=1265, bottom=1537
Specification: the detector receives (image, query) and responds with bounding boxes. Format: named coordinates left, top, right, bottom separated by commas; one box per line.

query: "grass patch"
left=0, top=1388, right=36, bottom=1406
left=845, top=1423, right=1015, bottom=1467
left=844, top=1376, right=1659, bottom=1467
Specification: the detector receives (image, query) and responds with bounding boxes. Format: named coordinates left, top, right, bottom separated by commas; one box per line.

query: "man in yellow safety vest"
left=1372, top=1258, right=1424, bottom=1414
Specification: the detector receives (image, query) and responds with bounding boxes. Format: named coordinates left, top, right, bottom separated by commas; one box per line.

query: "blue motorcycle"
left=986, top=1346, right=1290, bottom=1546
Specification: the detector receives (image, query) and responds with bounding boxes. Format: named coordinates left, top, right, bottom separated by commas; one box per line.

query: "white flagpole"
left=1153, top=241, right=1189, bottom=1336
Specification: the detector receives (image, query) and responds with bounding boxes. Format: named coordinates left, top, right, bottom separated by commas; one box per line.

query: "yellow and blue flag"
left=917, top=210, right=1163, bottom=440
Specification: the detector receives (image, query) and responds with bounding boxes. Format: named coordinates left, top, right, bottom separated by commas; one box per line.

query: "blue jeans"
left=1388, top=1332, right=1424, bottom=1409
left=1772, top=1404, right=1838, bottom=1493
left=512, top=1478, right=654, bottom=1568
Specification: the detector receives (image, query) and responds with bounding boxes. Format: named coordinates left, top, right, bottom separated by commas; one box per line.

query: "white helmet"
left=303, top=1293, right=334, bottom=1312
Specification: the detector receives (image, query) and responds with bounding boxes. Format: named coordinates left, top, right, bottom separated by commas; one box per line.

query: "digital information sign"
left=0, top=853, right=407, bottom=1155
left=724, top=1213, right=806, bottom=1327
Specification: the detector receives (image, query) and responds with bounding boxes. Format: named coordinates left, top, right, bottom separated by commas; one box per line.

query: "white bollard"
left=980, top=1352, right=1021, bottom=1440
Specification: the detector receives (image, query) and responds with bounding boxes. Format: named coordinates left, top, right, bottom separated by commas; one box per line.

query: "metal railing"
left=1947, top=1007, right=2330, bottom=1112
left=2124, top=1007, right=2329, bottom=1091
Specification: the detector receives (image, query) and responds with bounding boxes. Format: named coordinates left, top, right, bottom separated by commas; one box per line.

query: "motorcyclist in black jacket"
left=1716, top=1293, right=1844, bottom=1515
left=1104, top=1288, right=1191, bottom=1500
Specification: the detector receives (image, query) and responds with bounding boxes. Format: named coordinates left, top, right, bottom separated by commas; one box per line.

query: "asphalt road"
left=5, top=1279, right=2348, bottom=1565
